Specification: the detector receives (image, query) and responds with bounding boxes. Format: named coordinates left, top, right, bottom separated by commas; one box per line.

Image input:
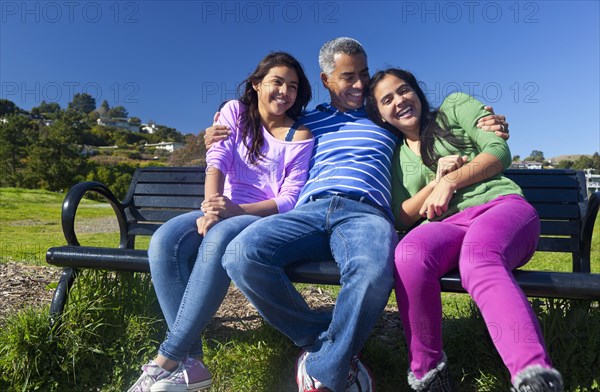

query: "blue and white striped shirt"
left=296, top=103, right=399, bottom=220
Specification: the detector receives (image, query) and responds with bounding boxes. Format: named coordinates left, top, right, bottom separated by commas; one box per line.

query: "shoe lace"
left=168, top=363, right=190, bottom=386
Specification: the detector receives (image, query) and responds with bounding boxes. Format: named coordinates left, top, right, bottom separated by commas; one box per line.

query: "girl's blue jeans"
left=148, top=210, right=261, bottom=361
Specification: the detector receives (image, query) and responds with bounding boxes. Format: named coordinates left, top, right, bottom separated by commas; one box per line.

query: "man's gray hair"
left=318, top=37, right=367, bottom=76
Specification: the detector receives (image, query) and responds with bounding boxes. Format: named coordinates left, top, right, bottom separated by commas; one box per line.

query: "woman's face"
left=373, top=74, right=422, bottom=134
left=253, top=66, right=299, bottom=117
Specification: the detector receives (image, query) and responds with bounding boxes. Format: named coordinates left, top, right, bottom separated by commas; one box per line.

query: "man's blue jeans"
left=148, top=210, right=261, bottom=361
left=223, top=195, right=398, bottom=391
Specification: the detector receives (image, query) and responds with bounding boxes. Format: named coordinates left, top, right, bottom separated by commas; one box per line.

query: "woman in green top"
left=366, top=68, right=562, bottom=392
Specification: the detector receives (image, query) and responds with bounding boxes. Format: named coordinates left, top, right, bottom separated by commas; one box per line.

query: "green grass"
left=0, top=188, right=599, bottom=391
left=0, top=187, right=148, bottom=264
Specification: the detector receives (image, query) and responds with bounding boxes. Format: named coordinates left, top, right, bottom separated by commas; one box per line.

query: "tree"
left=0, top=115, right=34, bottom=186
left=151, top=125, right=185, bottom=143
left=0, top=99, right=20, bottom=116
left=107, top=106, right=128, bottom=119
left=31, top=101, right=61, bottom=116
left=68, top=93, right=96, bottom=114
left=22, top=112, right=85, bottom=191
left=99, top=100, right=110, bottom=113
left=592, top=152, right=600, bottom=172
left=526, top=150, right=545, bottom=163
left=556, top=160, right=573, bottom=169
left=512, top=155, right=521, bottom=162
left=572, top=155, right=594, bottom=170
left=168, top=133, right=205, bottom=167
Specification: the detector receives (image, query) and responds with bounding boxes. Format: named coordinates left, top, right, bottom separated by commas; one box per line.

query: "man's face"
left=321, top=53, right=369, bottom=112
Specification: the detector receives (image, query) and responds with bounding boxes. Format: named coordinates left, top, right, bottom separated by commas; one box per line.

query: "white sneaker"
left=346, top=355, right=374, bottom=392
left=151, top=357, right=212, bottom=392
left=128, top=361, right=172, bottom=392
left=295, top=351, right=328, bottom=391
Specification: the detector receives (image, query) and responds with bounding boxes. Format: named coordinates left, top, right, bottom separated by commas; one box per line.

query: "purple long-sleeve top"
left=206, top=100, right=314, bottom=213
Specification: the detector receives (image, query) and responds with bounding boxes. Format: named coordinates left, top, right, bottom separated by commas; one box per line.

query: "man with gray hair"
left=205, top=37, right=508, bottom=391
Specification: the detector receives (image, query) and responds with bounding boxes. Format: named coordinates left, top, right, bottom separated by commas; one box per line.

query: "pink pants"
left=394, top=194, right=552, bottom=380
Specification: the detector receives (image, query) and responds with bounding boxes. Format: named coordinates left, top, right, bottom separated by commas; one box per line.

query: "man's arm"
left=203, top=112, right=230, bottom=150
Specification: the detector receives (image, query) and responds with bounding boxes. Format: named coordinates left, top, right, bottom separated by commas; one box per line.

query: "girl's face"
left=253, top=66, right=299, bottom=117
left=373, top=74, right=422, bottom=134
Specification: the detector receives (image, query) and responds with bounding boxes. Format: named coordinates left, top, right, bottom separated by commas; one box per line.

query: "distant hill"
left=548, top=154, right=589, bottom=163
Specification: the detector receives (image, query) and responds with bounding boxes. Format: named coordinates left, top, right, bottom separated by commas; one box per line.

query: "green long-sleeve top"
left=391, top=92, right=523, bottom=232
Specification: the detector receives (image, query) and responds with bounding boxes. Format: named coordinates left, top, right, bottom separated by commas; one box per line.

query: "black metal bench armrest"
left=46, top=246, right=149, bottom=272
left=61, top=181, right=128, bottom=247
left=581, top=191, right=599, bottom=273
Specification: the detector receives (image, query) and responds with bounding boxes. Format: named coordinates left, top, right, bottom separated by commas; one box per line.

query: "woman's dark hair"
left=238, top=51, right=312, bottom=164
left=366, top=68, right=468, bottom=169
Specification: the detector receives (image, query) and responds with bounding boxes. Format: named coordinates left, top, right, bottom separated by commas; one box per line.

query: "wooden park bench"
left=46, top=167, right=600, bottom=321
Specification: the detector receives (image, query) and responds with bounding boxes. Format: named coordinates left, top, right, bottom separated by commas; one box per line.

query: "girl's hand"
left=197, top=214, right=221, bottom=236
left=419, top=180, right=456, bottom=220
left=201, top=193, right=244, bottom=218
left=435, top=155, right=468, bottom=182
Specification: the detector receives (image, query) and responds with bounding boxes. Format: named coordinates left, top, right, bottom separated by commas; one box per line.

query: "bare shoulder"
left=292, top=125, right=313, bottom=141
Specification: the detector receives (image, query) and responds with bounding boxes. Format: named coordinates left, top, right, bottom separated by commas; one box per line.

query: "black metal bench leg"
left=49, top=267, right=77, bottom=327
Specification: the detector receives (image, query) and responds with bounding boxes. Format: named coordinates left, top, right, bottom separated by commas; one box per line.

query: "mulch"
left=0, top=262, right=402, bottom=341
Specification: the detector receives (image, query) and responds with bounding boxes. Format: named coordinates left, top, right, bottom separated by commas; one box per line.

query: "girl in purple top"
left=129, top=52, right=314, bottom=392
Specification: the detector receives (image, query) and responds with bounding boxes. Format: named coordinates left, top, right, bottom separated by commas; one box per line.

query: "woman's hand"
left=196, top=214, right=221, bottom=236
left=201, top=193, right=244, bottom=218
left=419, top=180, right=456, bottom=220
left=435, top=155, right=468, bottom=182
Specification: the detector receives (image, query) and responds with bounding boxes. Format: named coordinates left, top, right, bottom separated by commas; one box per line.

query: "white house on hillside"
left=97, top=117, right=141, bottom=133
left=145, top=141, right=185, bottom=153
left=141, top=123, right=158, bottom=134
left=509, top=161, right=544, bottom=169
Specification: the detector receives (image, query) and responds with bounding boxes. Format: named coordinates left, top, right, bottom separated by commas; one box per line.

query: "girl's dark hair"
left=366, top=68, right=469, bottom=169
left=238, top=51, right=312, bottom=164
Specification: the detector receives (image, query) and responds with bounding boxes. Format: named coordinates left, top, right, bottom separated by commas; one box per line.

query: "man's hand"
left=203, top=112, right=231, bottom=150
left=477, top=105, right=510, bottom=140
left=196, top=214, right=221, bottom=236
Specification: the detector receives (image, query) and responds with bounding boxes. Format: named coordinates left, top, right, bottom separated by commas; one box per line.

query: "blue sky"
left=1, top=0, right=598, bottom=159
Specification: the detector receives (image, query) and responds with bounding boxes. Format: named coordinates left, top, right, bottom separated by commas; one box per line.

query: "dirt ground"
left=0, top=262, right=402, bottom=339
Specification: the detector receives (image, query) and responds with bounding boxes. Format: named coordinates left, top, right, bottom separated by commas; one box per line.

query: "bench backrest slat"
left=537, top=237, right=580, bottom=253
left=539, top=220, right=580, bottom=236
left=136, top=168, right=206, bottom=184
left=132, top=209, right=195, bottom=223
left=133, top=195, right=203, bottom=209
left=134, top=183, right=204, bottom=196
left=521, top=188, right=580, bottom=203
